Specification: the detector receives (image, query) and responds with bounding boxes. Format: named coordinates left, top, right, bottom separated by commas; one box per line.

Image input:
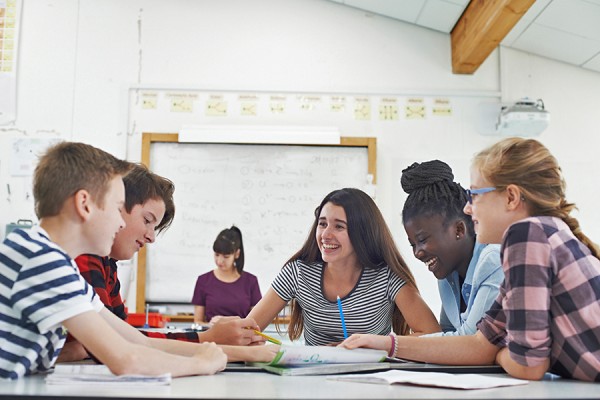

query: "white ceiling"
left=328, top=0, right=600, bottom=74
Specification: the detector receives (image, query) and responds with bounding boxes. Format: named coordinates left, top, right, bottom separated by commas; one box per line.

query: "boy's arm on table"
left=105, top=311, right=275, bottom=362
left=107, top=310, right=275, bottom=362
left=63, top=309, right=226, bottom=377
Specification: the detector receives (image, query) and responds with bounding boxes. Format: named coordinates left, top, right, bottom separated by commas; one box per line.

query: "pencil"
left=253, top=330, right=282, bottom=345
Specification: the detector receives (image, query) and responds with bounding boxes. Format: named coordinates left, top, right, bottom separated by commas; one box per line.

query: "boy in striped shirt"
left=0, top=142, right=226, bottom=379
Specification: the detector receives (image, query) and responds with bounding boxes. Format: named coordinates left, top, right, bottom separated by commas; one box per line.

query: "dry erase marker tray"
left=126, top=312, right=170, bottom=328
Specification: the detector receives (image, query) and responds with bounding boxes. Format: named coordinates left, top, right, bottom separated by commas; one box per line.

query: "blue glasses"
left=465, top=187, right=496, bottom=204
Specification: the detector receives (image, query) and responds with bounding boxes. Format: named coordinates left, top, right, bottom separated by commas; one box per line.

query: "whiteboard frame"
left=136, top=132, right=377, bottom=313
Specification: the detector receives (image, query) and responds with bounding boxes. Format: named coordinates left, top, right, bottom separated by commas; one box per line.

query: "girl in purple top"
left=340, top=138, right=600, bottom=382
left=192, top=226, right=262, bottom=324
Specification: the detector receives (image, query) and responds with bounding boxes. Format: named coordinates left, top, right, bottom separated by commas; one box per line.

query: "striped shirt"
left=478, top=216, right=600, bottom=382
left=272, top=260, right=405, bottom=346
left=0, top=227, right=103, bottom=379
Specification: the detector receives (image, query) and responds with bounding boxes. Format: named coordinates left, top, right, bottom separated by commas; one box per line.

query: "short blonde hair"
left=473, top=137, right=599, bottom=258
left=33, top=142, right=132, bottom=218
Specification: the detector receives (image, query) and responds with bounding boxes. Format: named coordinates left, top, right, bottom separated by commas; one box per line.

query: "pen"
left=337, top=295, right=348, bottom=339
left=253, top=330, right=282, bottom=345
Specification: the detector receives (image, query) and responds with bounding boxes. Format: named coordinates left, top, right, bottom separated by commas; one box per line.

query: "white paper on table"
left=45, top=364, right=171, bottom=386
left=329, top=369, right=529, bottom=390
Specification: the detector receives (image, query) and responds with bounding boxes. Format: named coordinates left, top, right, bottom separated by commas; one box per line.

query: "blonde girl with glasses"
left=340, top=138, right=600, bottom=382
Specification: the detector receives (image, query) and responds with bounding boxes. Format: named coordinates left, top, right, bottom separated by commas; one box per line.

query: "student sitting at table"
left=248, top=188, right=440, bottom=345
left=0, top=142, right=226, bottom=379
left=59, top=164, right=273, bottom=364
left=192, top=226, right=262, bottom=325
left=340, top=138, right=600, bottom=382
left=400, top=159, right=503, bottom=335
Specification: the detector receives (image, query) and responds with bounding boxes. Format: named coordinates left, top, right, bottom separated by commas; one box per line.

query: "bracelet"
left=388, top=333, right=398, bottom=358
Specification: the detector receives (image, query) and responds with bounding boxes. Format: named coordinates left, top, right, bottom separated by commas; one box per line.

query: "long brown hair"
left=280, top=188, right=418, bottom=340
left=473, top=137, right=599, bottom=258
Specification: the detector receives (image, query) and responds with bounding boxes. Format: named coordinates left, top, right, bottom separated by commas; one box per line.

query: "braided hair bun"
left=401, top=160, right=454, bottom=200
left=400, top=160, right=473, bottom=236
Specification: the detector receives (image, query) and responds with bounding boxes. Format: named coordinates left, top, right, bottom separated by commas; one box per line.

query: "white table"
left=1, top=370, right=598, bottom=399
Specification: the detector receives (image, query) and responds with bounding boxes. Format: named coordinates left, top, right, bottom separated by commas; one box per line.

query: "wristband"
left=388, top=333, right=397, bottom=358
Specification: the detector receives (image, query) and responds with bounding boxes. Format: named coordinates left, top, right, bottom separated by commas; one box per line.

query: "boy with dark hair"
left=0, top=142, right=226, bottom=379
left=58, top=163, right=272, bottom=363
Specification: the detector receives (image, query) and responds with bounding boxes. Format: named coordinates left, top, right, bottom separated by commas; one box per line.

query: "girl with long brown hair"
left=248, top=188, right=439, bottom=346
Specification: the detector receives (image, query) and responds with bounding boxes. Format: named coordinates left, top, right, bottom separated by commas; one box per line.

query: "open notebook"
left=330, top=370, right=528, bottom=390
left=250, top=344, right=389, bottom=376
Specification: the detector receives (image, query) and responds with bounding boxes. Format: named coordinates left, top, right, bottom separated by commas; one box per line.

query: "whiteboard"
left=143, top=136, right=374, bottom=304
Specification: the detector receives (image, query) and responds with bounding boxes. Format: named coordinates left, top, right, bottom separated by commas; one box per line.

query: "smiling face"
left=463, top=167, right=511, bottom=244
left=316, top=202, right=358, bottom=268
left=404, top=214, right=466, bottom=280
left=85, top=175, right=127, bottom=257
left=109, top=197, right=166, bottom=260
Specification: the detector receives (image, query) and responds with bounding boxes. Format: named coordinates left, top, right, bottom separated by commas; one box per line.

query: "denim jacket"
left=427, top=242, right=503, bottom=336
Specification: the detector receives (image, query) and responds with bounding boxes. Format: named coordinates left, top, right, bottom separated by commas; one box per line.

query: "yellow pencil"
left=253, top=330, right=282, bottom=345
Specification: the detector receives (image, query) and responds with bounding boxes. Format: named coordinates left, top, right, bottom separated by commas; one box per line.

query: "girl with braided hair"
left=400, top=160, right=503, bottom=336
left=192, top=226, right=262, bottom=324
left=341, top=138, right=600, bottom=382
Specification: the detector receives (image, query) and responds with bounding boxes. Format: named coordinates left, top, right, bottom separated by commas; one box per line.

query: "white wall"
left=1, top=0, right=599, bottom=316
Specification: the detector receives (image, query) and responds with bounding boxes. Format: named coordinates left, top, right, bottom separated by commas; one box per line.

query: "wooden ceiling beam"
left=451, top=0, right=535, bottom=74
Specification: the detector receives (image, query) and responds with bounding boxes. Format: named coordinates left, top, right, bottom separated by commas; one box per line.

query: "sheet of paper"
left=329, top=369, right=528, bottom=390
left=46, top=364, right=171, bottom=386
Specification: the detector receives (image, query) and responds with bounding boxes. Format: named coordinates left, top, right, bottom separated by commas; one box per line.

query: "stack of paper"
left=261, top=362, right=390, bottom=376
left=251, top=344, right=388, bottom=376
left=329, top=369, right=529, bottom=390
left=46, top=364, right=171, bottom=386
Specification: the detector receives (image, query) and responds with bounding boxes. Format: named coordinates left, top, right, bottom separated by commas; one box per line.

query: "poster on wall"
left=10, top=137, right=61, bottom=176
left=0, top=0, right=21, bottom=125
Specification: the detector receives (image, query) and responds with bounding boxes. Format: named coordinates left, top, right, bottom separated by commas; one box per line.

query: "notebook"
left=259, top=362, right=391, bottom=376
left=250, top=344, right=388, bottom=376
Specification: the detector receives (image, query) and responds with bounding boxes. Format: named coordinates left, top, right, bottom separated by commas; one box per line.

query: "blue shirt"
left=427, top=242, right=503, bottom=336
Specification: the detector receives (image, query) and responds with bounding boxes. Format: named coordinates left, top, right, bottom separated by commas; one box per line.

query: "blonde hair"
left=34, top=142, right=132, bottom=218
left=473, top=137, right=599, bottom=258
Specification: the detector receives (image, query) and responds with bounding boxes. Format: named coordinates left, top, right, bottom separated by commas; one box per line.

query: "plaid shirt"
left=478, top=216, right=600, bottom=382
left=74, top=255, right=198, bottom=342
